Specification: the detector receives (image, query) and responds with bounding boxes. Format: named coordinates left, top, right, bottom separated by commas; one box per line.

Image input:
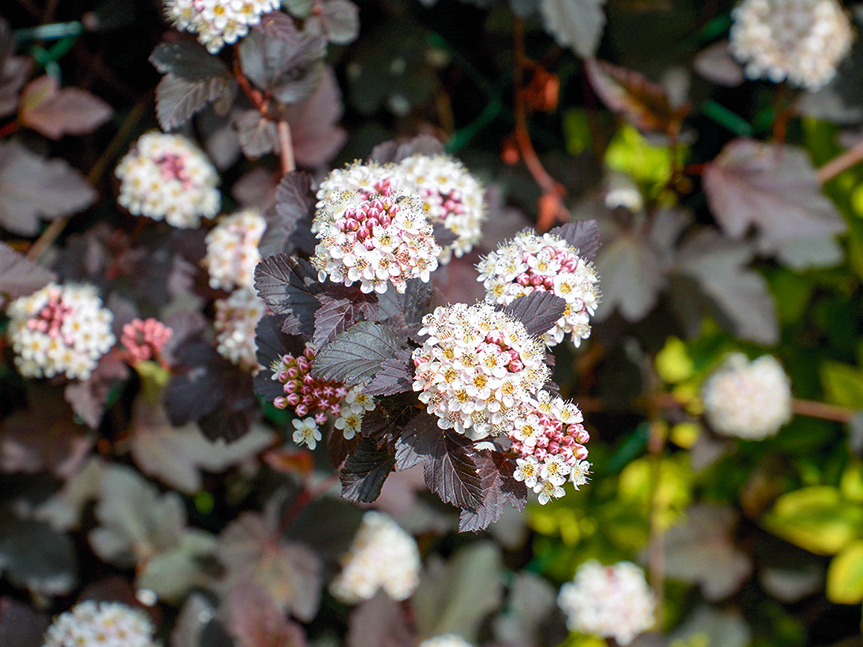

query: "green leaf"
left=827, top=541, right=863, bottom=604
left=820, top=360, right=863, bottom=409
left=763, top=486, right=863, bottom=555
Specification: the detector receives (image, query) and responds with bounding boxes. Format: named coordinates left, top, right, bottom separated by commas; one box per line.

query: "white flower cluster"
left=477, top=229, right=600, bottom=347
left=164, top=0, right=282, bottom=53
left=729, top=0, right=854, bottom=91
left=214, top=288, right=265, bottom=370
left=557, top=561, right=655, bottom=646
left=42, top=601, right=156, bottom=647
left=203, top=209, right=266, bottom=291
left=419, top=635, right=474, bottom=647
left=330, top=511, right=421, bottom=604
left=701, top=353, right=792, bottom=440
left=7, top=283, right=115, bottom=381
left=510, top=392, right=591, bottom=505
left=116, top=132, right=220, bottom=229
left=316, top=156, right=486, bottom=264
left=312, top=183, right=441, bottom=294
left=398, top=154, right=486, bottom=262
left=412, top=302, right=550, bottom=439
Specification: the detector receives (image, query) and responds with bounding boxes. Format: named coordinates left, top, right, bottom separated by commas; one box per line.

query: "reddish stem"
left=0, top=121, right=20, bottom=139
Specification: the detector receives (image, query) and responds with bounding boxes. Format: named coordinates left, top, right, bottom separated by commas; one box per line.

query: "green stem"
left=14, top=21, right=83, bottom=42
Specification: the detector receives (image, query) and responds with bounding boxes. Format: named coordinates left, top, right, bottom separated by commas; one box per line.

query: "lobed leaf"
left=548, top=219, right=601, bottom=261
left=424, top=430, right=483, bottom=510
left=539, top=0, right=605, bottom=59
left=340, top=438, right=395, bottom=503
left=313, top=288, right=379, bottom=350
left=260, top=172, right=316, bottom=257
left=459, top=450, right=527, bottom=532
left=501, top=291, right=567, bottom=337
left=362, top=349, right=414, bottom=397
left=346, top=590, right=413, bottom=647
left=19, top=76, right=113, bottom=140
left=312, top=320, right=404, bottom=385
left=156, top=73, right=232, bottom=131
left=235, top=109, right=279, bottom=159
left=0, top=242, right=55, bottom=304
left=394, top=411, right=440, bottom=470
left=255, top=254, right=322, bottom=339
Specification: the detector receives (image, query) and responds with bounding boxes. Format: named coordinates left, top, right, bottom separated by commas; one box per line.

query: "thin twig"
left=27, top=99, right=149, bottom=262
left=277, top=120, right=295, bottom=175
left=817, top=138, right=863, bottom=184
left=0, top=121, right=20, bottom=140
left=791, top=398, right=854, bottom=423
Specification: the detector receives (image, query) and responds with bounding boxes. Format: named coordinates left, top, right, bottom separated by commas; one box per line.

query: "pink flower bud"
left=274, top=396, right=288, bottom=409
left=286, top=393, right=300, bottom=406
left=508, top=359, right=524, bottom=373
left=295, top=404, right=308, bottom=416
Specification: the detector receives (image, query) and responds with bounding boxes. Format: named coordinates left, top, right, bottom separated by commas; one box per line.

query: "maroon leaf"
left=340, top=438, right=395, bottom=503
left=19, top=76, right=113, bottom=140
left=313, top=288, right=379, bottom=350
left=501, top=291, right=567, bottom=337
left=458, top=450, right=527, bottom=532
left=0, top=242, right=55, bottom=304
left=0, top=598, right=49, bottom=647
left=156, top=73, right=232, bottom=131
left=0, top=389, right=92, bottom=479
left=64, top=353, right=129, bottom=429
left=363, top=349, right=414, bottom=397
left=260, top=172, right=316, bottom=257
left=329, top=426, right=361, bottom=468
left=307, top=0, right=360, bottom=45
left=425, top=430, right=483, bottom=510
left=703, top=139, right=846, bottom=248
left=0, top=141, right=96, bottom=236
left=585, top=58, right=689, bottom=134
left=312, top=321, right=404, bottom=385
left=693, top=40, right=745, bottom=88
left=255, top=11, right=300, bottom=45
left=0, top=19, right=32, bottom=119
left=394, top=411, right=440, bottom=471
left=226, top=577, right=308, bottom=647
left=235, top=109, right=279, bottom=159
left=676, top=229, right=779, bottom=345
left=255, top=254, right=322, bottom=340
left=594, top=230, right=665, bottom=322
left=548, top=220, right=601, bottom=261
left=283, top=66, right=346, bottom=167
left=346, top=590, right=414, bottom=647
left=378, top=277, right=434, bottom=341
left=237, top=31, right=325, bottom=104
left=0, top=514, right=76, bottom=596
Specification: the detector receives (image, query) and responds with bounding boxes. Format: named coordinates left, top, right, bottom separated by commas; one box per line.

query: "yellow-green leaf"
left=763, top=486, right=863, bottom=555
left=827, top=541, right=863, bottom=604
left=820, top=360, right=863, bottom=409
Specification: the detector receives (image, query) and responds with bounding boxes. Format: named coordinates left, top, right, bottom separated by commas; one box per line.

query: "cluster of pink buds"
left=313, top=183, right=441, bottom=294
left=271, top=345, right=348, bottom=424
left=120, top=318, right=173, bottom=367
left=511, top=393, right=590, bottom=504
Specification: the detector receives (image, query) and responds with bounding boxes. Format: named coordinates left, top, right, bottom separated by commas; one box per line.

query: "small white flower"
left=292, top=417, right=322, bottom=449
left=729, top=0, right=854, bottom=91
left=514, top=456, right=540, bottom=489
left=164, top=0, right=282, bottom=53
left=570, top=460, right=591, bottom=489
left=535, top=479, right=565, bottom=505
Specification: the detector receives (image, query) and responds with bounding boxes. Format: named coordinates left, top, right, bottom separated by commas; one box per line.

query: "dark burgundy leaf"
left=64, top=353, right=129, bottom=429
left=585, top=58, right=688, bottom=134
left=149, top=40, right=229, bottom=80
left=594, top=230, right=665, bottom=322
left=19, top=76, right=113, bottom=140
left=363, top=349, right=414, bottom=397
left=255, top=254, right=322, bottom=340
left=693, top=40, right=745, bottom=87
left=254, top=11, right=300, bottom=45
left=283, top=66, right=347, bottom=167
left=0, top=242, right=55, bottom=304
left=0, top=141, right=96, bottom=236
left=0, top=513, right=76, bottom=596
left=548, top=220, right=601, bottom=261
left=313, top=288, right=379, bottom=350
left=501, top=291, right=567, bottom=337
left=394, top=411, right=440, bottom=471
left=459, top=450, right=527, bottom=532
left=156, top=73, right=232, bottom=131
left=312, top=321, right=404, bottom=385
left=308, top=0, right=360, bottom=45
left=235, top=109, right=279, bottom=159
left=346, top=590, right=414, bottom=647
left=329, top=426, right=360, bottom=468
left=0, top=598, right=49, bottom=647
left=703, top=139, right=846, bottom=248
left=357, top=406, right=394, bottom=448
left=200, top=406, right=258, bottom=443
left=260, top=172, right=316, bottom=257
left=378, top=277, right=434, bottom=340
left=226, top=577, right=308, bottom=647
left=425, top=430, right=483, bottom=510
left=369, top=134, right=445, bottom=163
left=432, top=222, right=459, bottom=250
left=237, top=31, right=325, bottom=104
left=0, top=19, right=31, bottom=118
left=676, top=229, right=779, bottom=345
left=340, top=438, right=395, bottom=503
left=254, top=314, right=305, bottom=400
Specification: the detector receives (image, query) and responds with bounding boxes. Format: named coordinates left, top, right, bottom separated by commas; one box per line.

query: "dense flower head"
left=510, top=392, right=590, bottom=504
left=701, top=353, right=792, bottom=440
left=477, top=229, right=599, bottom=347
left=419, top=635, right=474, bottom=647
left=7, top=283, right=115, bottom=381
left=729, top=0, right=854, bottom=91
left=397, top=154, right=486, bottom=263
left=116, top=131, right=220, bottom=229
left=121, top=318, right=172, bottom=366
left=214, top=288, right=265, bottom=371
left=312, top=182, right=441, bottom=294
left=412, top=302, right=550, bottom=439
left=42, top=600, right=156, bottom=647
left=203, top=209, right=266, bottom=291
left=557, top=561, right=655, bottom=646
left=164, top=0, right=282, bottom=53
left=330, top=511, right=421, bottom=604
left=270, top=344, right=376, bottom=447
